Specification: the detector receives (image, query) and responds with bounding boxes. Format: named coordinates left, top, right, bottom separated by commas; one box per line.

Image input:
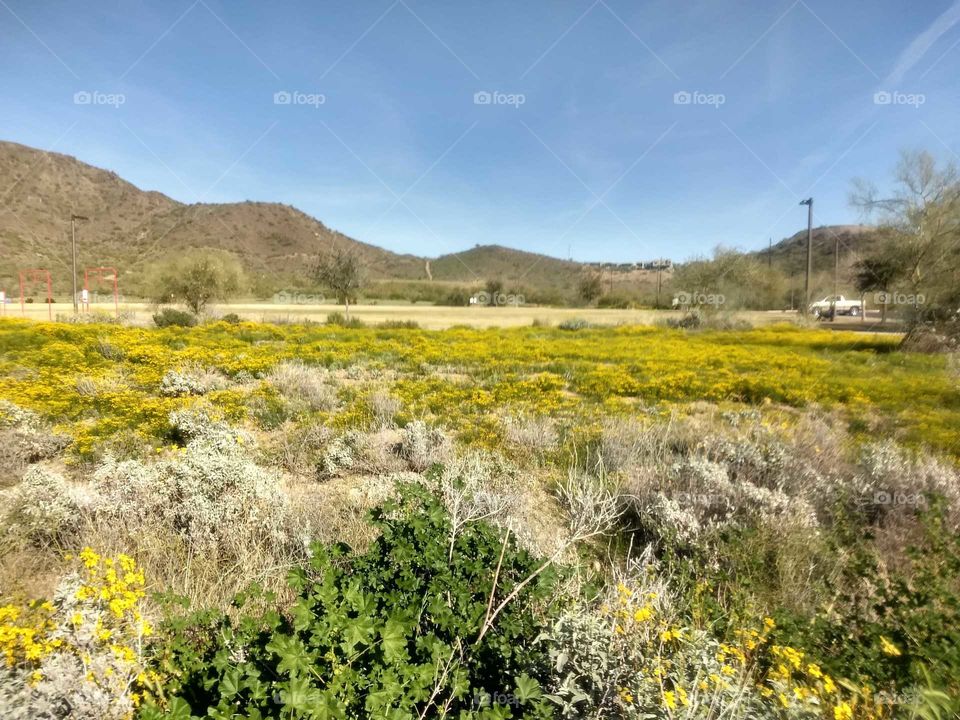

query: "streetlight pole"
left=70, top=214, right=88, bottom=314
left=799, top=198, right=813, bottom=314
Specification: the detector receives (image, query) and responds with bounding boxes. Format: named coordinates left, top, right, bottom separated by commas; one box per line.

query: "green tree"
left=853, top=252, right=901, bottom=323
left=313, top=245, right=366, bottom=319
left=152, top=249, right=245, bottom=316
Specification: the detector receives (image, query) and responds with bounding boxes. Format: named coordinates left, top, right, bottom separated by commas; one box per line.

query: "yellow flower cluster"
left=71, top=548, right=151, bottom=631
left=0, top=600, right=61, bottom=668
left=0, top=548, right=157, bottom=714
left=605, top=581, right=893, bottom=719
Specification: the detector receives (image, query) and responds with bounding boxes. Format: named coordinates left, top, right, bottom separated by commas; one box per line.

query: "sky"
left=2, top=0, right=960, bottom=263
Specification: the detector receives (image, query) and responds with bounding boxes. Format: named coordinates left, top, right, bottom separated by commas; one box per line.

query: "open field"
left=5, top=300, right=896, bottom=330
left=1, top=317, right=957, bottom=718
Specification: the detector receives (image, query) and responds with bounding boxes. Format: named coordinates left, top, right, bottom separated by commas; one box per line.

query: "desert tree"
left=853, top=252, right=901, bottom=323
left=578, top=272, right=604, bottom=305
left=674, top=246, right=787, bottom=310
left=313, top=245, right=366, bottom=319
left=151, top=249, right=245, bottom=316
left=850, top=149, right=960, bottom=323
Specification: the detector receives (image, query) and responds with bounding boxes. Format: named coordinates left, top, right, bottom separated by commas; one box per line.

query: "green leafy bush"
left=153, top=308, right=198, bottom=328
left=144, top=482, right=561, bottom=719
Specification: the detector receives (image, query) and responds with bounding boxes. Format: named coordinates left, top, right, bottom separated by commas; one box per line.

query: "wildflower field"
left=1, top=316, right=958, bottom=719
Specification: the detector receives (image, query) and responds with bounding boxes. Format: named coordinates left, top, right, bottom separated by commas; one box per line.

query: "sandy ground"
left=2, top=301, right=891, bottom=331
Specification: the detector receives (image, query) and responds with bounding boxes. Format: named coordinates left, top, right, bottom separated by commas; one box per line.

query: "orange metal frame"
left=19, top=269, right=53, bottom=320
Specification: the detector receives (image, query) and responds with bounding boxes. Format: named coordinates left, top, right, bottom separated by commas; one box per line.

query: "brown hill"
left=0, top=139, right=880, bottom=303
left=751, top=224, right=879, bottom=276
left=0, top=140, right=427, bottom=296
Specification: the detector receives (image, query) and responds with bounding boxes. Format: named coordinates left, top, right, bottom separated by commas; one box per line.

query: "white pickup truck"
left=808, top=295, right=863, bottom=318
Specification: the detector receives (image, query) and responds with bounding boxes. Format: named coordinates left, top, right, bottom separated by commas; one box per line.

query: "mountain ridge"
left=0, top=140, right=876, bottom=298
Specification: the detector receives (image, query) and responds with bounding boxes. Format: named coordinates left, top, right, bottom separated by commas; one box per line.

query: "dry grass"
left=12, top=302, right=808, bottom=330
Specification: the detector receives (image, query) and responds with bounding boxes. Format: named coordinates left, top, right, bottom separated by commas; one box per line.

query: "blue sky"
left=2, top=0, right=959, bottom=263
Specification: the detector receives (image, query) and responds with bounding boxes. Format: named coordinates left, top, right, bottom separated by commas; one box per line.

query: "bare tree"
left=850, top=150, right=960, bottom=321
left=313, top=245, right=366, bottom=319
left=578, top=272, right=604, bottom=304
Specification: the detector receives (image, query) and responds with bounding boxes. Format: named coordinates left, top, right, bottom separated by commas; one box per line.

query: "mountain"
left=0, top=139, right=878, bottom=302
left=0, top=141, right=428, bottom=296
left=750, top=225, right=879, bottom=277
left=0, top=140, right=597, bottom=298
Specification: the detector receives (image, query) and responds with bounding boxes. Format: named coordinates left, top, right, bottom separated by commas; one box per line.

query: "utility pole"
left=833, top=234, right=839, bottom=322
left=70, top=214, right=89, bottom=314
left=768, top=238, right=772, bottom=269
left=656, top=258, right=662, bottom=309
left=799, top=198, right=813, bottom=314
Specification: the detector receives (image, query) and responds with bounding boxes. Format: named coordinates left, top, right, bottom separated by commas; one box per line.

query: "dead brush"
left=555, top=465, right=624, bottom=538
left=266, top=360, right=338, bottom=411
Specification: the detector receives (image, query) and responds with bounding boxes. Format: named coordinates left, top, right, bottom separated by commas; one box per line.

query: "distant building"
left=581, top=259, right=672, bottom=272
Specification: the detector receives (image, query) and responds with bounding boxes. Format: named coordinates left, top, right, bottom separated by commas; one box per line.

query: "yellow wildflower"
left=879, top=636, right=902, bottom=657
left=834, top=702, right=853, bottom=720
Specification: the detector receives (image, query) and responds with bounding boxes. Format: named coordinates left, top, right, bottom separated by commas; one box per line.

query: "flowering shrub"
left=0, top=549, right=156, bottom=719
left=542, top=577, right=890, bottom=719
